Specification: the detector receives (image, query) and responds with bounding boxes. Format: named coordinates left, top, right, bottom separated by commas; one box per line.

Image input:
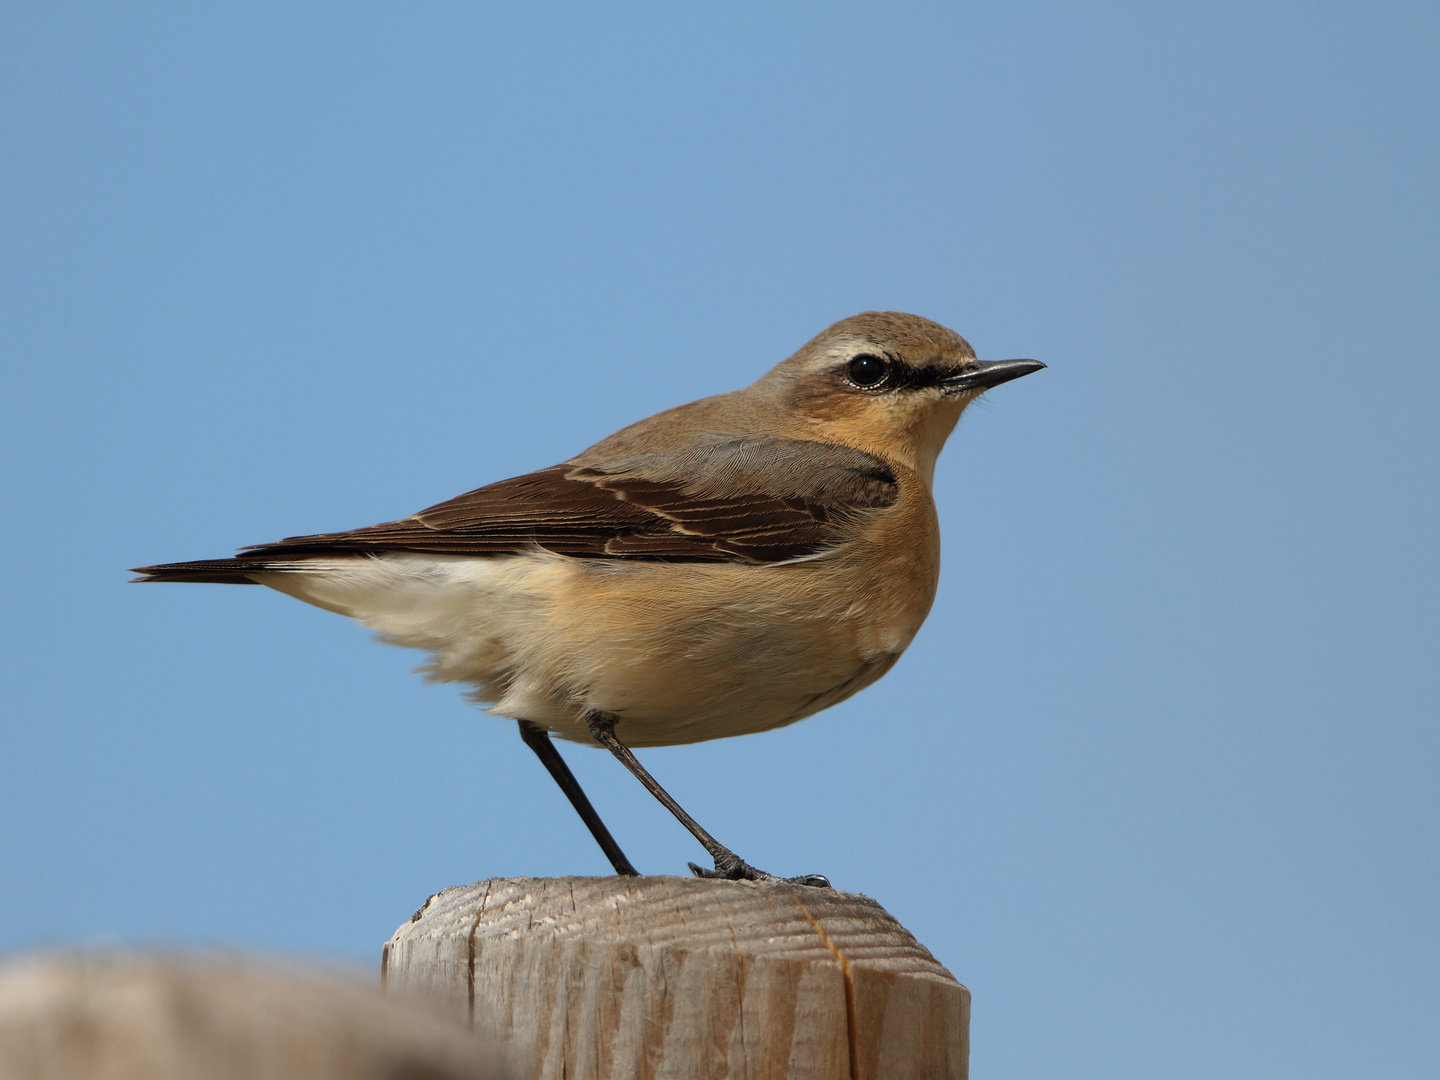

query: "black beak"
left=941, top=358, right=1046, bottom=394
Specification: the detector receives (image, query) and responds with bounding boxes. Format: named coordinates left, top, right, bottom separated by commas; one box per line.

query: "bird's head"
left=753, top=311, right=1044, bottom=486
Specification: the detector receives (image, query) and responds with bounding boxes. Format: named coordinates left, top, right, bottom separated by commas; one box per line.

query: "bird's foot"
left=688, top=855, right=831, bottom=888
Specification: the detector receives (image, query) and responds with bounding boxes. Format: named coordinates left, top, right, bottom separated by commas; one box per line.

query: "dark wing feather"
left=131, top=437, right=898, bottom=580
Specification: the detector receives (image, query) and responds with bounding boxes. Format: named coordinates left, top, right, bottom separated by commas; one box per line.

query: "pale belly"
left=251, top=546, right=935, bottom=748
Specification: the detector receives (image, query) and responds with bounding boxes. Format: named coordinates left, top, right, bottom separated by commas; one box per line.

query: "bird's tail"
left=130, top=558, right=269, bottom=584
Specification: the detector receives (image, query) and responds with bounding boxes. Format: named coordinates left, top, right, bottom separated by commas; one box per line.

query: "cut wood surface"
left=383, top=876, right=969, bottom=1080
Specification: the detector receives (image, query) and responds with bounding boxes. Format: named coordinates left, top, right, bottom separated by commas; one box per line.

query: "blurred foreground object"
left=0, top=952, right=508, bottom=1080
left=384, top=876, right=969, bottom=1080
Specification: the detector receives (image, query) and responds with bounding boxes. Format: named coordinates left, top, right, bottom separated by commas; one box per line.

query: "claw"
left=786, top=873, right=832, bottom=888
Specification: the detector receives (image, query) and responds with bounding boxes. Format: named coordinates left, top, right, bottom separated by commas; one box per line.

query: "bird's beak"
left=941, top=358, right=1046, bottom=394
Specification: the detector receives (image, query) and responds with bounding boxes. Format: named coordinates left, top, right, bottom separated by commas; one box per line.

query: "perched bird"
left=134, top=311, right=1043, bottom=885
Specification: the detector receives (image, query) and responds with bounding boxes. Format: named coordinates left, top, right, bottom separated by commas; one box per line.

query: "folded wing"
left=132, top=437, right=899, bottom=582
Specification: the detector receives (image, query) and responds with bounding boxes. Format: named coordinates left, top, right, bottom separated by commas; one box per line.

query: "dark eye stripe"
left=888, top=365, right=947, bottom=390
left=841, top=354, right=970, bottom=392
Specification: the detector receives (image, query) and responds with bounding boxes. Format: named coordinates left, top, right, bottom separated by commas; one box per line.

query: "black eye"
left=846, top=354, right=888, bottom=388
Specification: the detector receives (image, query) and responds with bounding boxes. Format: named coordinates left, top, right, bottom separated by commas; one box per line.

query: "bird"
left=133, top=311, right=1043, bottom=886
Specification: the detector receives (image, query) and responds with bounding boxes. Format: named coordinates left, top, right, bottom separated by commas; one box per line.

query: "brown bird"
left=134, top=311, right=1043, bottom=884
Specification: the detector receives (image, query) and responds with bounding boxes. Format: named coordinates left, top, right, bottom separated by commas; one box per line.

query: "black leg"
left=518, top=720, right=639, bottom=877
left=584, top=711, right=829, bottom=888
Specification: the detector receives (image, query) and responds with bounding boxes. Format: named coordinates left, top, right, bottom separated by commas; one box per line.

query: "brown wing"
left=132, top=437, right=898, bottom=581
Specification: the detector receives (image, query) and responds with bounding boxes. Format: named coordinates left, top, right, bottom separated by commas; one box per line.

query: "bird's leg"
left=584, top=711, right=830, bottom=888
left=518, top=719, right=639, bottom=877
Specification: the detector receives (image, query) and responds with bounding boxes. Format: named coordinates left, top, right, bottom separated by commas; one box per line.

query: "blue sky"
left=1, top=4, right=1436, bottom=1077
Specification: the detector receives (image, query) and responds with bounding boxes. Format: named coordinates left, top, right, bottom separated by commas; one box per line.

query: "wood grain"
left=382, top=876, right=969, bottom=1080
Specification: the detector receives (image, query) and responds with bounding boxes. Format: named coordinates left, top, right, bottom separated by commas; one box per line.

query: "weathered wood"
left=383, top=876, right=969, bottom=1080
left=0, top=952, right=509, bottom=1080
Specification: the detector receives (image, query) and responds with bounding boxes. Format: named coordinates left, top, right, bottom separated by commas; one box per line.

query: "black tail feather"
left=130, top=558, right=268, bottom=584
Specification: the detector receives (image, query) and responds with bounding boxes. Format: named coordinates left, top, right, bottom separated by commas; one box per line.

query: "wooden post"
left=382, top=876, right=969, bottom=1080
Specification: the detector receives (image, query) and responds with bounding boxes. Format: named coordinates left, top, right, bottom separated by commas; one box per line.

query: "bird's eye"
left=846, top=354, right=889, bottom=388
